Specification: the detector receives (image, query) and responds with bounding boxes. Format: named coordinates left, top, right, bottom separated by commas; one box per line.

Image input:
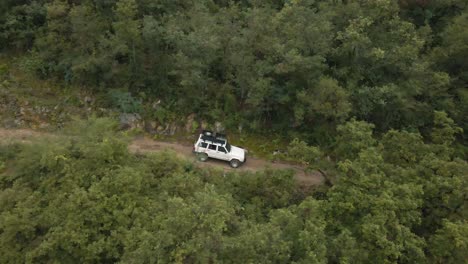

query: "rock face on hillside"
left=0, top=90, right=21, bottom=128
left=0, top=80, right=115, bottom=129
left=215, top=121, right=225, bottom=133
left=0, top=81, right=222, bottom=136
left=0, top=92, right=68, bottom=129
left=119, top=113, right=142, bottom=130
left=0, top=80, right=49, bottom=128
left=185, top=113, right=196, bottom=133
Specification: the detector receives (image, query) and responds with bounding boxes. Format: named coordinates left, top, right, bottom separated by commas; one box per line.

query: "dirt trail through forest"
left=0, top=128, right=324, bottom=186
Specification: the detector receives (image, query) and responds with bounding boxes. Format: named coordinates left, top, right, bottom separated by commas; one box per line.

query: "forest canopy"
left=1, top=0, right=468, bottom=263
left=1, top=0, right=467, bottom=145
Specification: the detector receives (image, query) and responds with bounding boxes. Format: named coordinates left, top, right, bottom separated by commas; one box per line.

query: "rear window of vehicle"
left=208, top=144, right=217, bottom=150
left=199, top=142, right=208, bottom=148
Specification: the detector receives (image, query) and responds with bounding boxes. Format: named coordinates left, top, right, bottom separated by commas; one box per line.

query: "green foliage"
left=334, top=118, right=376, bottom=160
left=279, top=138, right=322, bottom=166
left=381, top=129, right=427, bottom=166
left=108, top=90, right=142, bottom=113
left=2, top=0, right=468, bottom=145
left=0, top=142, right=21, bottom=161
left=330, top=147, right=426, bottom=263
left=152, top=105, right=174, bottom=124
left=217, top=169, right=297, bottom=221
left=1, top=0, right=468, bottom=261
left=296, top=77, right=351, bottom=122
left=0, top=119, right=305, bottom=263
left=16, top=50, right=48, bottom=78
left=0, top=1, right=46, bottom=50
left=0, top=63, right=7, bottom=77
left=431, top=110, right=463, bottom=145
left=1, top=116, right=468, bottom=263
left=429, top=220, right=468, bottom=264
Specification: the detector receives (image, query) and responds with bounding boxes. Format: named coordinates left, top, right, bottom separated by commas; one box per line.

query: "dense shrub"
left=0, top=118, right=466, bottom=263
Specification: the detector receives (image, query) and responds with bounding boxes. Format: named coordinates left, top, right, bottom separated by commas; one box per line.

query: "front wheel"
left=230, top=159, right=241, bottom=168
left=197, top=153, right=209, bottom=162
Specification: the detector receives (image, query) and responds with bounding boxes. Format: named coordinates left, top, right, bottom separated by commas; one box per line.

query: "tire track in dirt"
left=129, top=137, right=324, bottom=186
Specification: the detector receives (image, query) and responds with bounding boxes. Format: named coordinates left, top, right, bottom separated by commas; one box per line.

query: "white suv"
left=193, top=130, right=246, bottom=168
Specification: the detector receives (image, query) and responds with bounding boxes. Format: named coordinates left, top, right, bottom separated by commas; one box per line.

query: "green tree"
left=0, top=1, right=46, bottom=50
left=334, top=118, right=376, bottom=160
left=431, top=110, right=463, bottom=145
left=429, top=220, right=468, bottom=264
left=327, top=147, right=426, bottom=263
left=112, top=0, right=143, bottom=88
left=67, top=2, right=111, bottom=86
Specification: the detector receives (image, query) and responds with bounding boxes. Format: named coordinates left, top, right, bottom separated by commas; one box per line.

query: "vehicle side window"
left=219, top=147, right=227, bottom=153
left=208, top=144, right=217, bottom=150
left=199, top=142, right=208, bottom=148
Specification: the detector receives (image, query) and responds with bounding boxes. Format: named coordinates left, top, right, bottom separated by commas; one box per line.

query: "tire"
left=230, top=159, right=240, bottom=168
left=197, top=153, right=209, bottom=162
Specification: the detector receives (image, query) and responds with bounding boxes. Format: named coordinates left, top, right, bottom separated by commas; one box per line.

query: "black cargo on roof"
left=201, top=130, right=227, bottom=143
left=214, top=139, right=225, bottom=144
left=215, top=133, right=226, bottom=139
left=201, top=136, right=226, bottom=144
left=201, top=135, right=215, bottom=142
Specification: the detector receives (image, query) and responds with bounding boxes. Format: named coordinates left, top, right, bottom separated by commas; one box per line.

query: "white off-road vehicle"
left=193, top=130, right=246, bottom=168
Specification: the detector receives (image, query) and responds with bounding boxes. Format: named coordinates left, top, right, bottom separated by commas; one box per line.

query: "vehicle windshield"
left=225, top=143, right=231, bottom=152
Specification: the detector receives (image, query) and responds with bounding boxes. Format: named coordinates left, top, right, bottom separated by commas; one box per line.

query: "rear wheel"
left=230, top=159, right=240, bottom=168
left=197, top=153, right=208, bottom=162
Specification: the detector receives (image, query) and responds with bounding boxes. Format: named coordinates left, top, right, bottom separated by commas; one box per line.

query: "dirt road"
left=0, top=128, right=324, bottom=186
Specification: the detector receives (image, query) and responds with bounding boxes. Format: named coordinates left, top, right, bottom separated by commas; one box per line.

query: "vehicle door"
left=206, top=144, right=218, bottom=158
left=216, top=146, right=230, bottom=161
left=197, top=142, right=208, bottom=152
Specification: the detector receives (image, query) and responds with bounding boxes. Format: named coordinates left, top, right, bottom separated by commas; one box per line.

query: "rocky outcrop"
left=185, top=113, right=196, bottom=133
left=119, top=113, right=142, bottom=130
left=215, top=121, right=225, bottom=133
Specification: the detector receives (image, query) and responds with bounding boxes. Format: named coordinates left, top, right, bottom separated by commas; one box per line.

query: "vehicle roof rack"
left=215, top=133, right=226, bottom=140
left=200, top=130, right=227, bottom=145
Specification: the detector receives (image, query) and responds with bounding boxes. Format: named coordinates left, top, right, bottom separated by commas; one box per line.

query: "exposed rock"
left=84, top=96, right=93, bottom=105
left=185, top=113, right=196, bottom=132
left=98, top=108, right=107, bottom=113
left=144, top=120, right=157, bottom=134
left=119, top=113, right=141, bottom=130
left=201, top=120, right=209, bottom=130
left=169, top=124, right=177, bottom=135
left=215, top=121, right=225, bottom=133
left=19, top=107, right=26, bottom=116
left=2, top=118, right=17, bottom=129
left=156, top=123, right=179, bottom=136
left=14, top=118, right=24, bottom=127
left=39, top=122, right=49, bottom=129
left=152, top=99, right=161, bottom=109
